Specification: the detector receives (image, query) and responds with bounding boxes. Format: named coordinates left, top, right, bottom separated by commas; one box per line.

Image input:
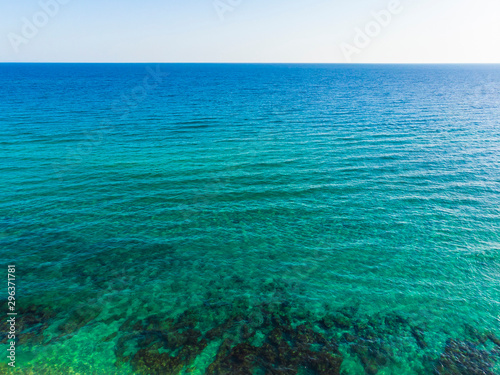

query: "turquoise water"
left=1, top=64, right=499, bottom=374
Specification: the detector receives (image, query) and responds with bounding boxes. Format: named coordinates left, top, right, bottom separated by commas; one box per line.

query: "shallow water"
left=1, top=64, right=499, bottom=374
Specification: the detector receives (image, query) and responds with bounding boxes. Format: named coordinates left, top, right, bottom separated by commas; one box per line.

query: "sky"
left=1, top=0, right=499, bottom=63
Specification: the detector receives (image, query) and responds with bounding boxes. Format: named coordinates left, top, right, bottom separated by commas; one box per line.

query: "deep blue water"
left=0, top=64, right=500, bottom=374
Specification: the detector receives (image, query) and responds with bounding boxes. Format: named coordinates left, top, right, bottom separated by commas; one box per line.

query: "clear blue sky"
left=1, top=0, right=499, bottom=63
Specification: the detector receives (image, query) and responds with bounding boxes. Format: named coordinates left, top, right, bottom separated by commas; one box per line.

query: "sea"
left=0, top=63, right=499, bottom=374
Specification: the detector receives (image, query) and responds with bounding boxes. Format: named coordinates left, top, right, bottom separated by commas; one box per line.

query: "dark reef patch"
left=108, top=299, right=500, bottom=374
left=57, top=305, right=102, bottom=335
left=114, top=300, right=344, bottom=375
left=0, top=301, right=58, bottom=346
left=6, top=296, right=499, bottom=374
left=435, top=339, right=496, bottom=375
left=206, top=324, right=342, bottom=375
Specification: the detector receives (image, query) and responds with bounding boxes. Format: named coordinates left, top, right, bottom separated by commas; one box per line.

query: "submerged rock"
left=350, top=341, right=391, bottom=375
left=322, top=313, right=351, bottom=330
left=411, top=325, right=428, bottom=349
left=435, top=339, right=495, bottom=375
left=0, top=303, right=56, bottom=346
left=106, top=298, right=499, bottom=375
left=58, top=306, right=101, bottom=334
left=205, top=323, right=342, bottom=375
left=132, top=349, right=183, bottom=375
left=487, top=333, right=500, bottom=348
